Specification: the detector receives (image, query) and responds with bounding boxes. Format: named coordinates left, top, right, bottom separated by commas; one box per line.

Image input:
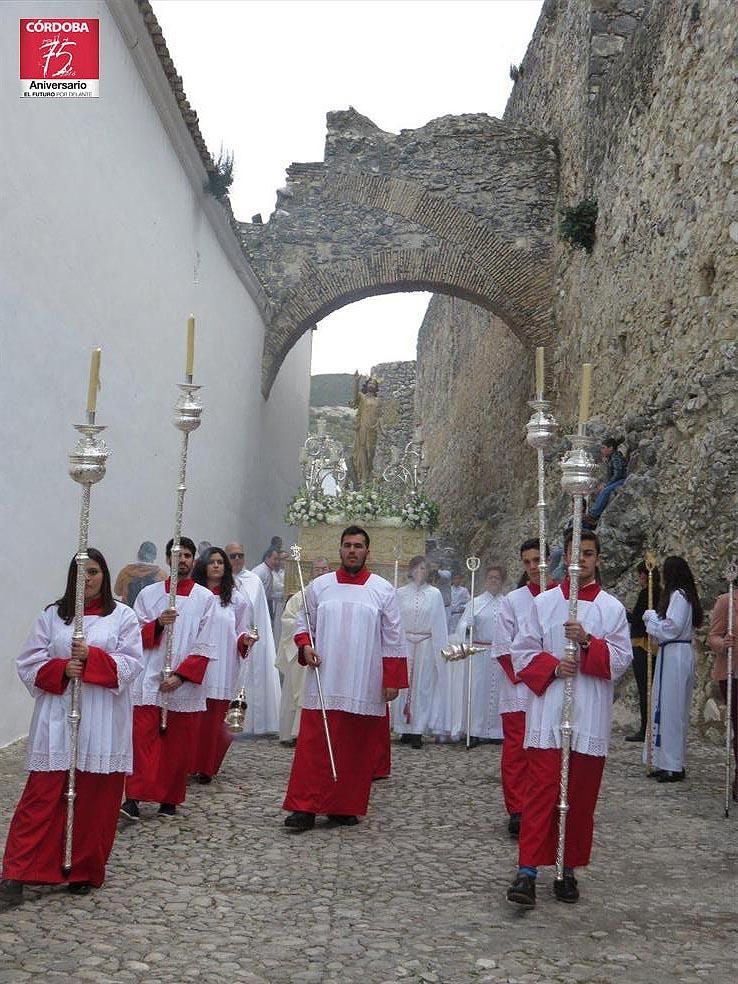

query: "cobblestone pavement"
left=0, top=730, right=736, bottom=983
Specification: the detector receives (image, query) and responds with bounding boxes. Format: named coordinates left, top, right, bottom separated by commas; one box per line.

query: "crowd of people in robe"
left=0, top=515, right=733, bottom=914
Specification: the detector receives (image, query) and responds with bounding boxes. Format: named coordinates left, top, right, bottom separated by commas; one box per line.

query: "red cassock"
left=373, top=708, right=392, bottom=780
left=2, top=599, right=143, bottom=887
left=283, top=567, right=408, bottom=817
left=190, top=698, right=232, bottom=777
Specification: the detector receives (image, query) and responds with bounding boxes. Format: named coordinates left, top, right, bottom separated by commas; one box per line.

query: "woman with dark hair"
left=191, top=547, right=255, bottom=782
left=642, top=556, right=703, bottom=782
left=0, top=549, right=143, bottom=911
left=625, top=562, right=661, bottom=742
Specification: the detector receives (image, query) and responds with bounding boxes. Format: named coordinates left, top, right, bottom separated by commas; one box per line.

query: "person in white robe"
left=191, top=547, right=255, bottom=781
left=121, top=536, right=215, bottom=820
left=226, top=541, right=282, bottom=734
left=455, top=566, right=506, bottom=745
left=283, top=526, right=408, bottom=831
left=506, top=529, right=632, bottom=908
left=448, top=573, right=470, bottom=634
left=275, top=557, right=331, bottom=744
left=393, top=556, right=449, bottom=749
left=0, top=549, right=143, bottom=910
left=642, top=555, right=703, bottom=782
left=494, top=538, right=555, bottom=837
left=272, top=560, right=286, bottom=647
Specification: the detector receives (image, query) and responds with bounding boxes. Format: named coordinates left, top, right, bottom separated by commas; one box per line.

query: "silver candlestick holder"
left=525, top=398, right=558, bottom=589
left=555, top=429, right=598, bottom=885
left=64, top=413, right=110, bottom=874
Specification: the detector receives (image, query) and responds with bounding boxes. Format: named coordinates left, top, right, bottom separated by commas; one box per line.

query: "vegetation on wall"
left=559, top=198, right=598, bottom=253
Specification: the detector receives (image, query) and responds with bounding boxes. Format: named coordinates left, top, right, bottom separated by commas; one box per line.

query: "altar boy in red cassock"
left=505, top=529, right=631, bottom=908
left=283, top=526, right=408, bottom=831
left=120, top=536, right=215, bottom=821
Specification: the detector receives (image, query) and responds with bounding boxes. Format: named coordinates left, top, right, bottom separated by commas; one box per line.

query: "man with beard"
left=283, top=526, right=407, bottom=831
left=120, top=536, right=215, bottom=820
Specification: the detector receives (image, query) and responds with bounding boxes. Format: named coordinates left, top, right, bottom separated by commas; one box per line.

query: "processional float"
left=556, top=363, right=599, bottom=886
left=160, top=316, right=204, bottom=734
left=290, top=543, right=338, bottom=781
left=64, top=348, right=109, bottom=873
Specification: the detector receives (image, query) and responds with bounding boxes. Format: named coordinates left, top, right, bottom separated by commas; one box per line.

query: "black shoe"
left=507, top=813, right=521, bottom=838
left=158, top=803, right=177, bottom=817
left=625, top=732, right=645, bottom=742
left=506, top=873, right=536, bottom=908
left=68, top=882, right=92, bottom=895
left=327, top=814, right=359, bottom=826
left=119, top=799, right=140, bottom=821
left=467, top=737, right=481, bottom=749
left=399, top=734, right=412, bottom=745
left=658, top=769, right=685, bottom=783
left=410, top=735, right=423, bottom=749
left=0, top=880, right=23, bottom=912
left=196, top=773, right=213, bottom=785
left=553, top=874, right=580, bottom=903
left=284, top=811, right=315, bottom=831
left=648, top=769, right=667, bottom=780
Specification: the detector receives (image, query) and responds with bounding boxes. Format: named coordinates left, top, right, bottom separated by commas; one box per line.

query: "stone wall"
left=419, top=0, right=737, bottom=737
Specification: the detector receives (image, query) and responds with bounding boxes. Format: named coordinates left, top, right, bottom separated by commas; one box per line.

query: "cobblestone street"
left=0, top=731, right=735, bottom=983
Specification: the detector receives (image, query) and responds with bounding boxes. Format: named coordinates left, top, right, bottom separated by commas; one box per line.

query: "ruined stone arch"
left=239, top=110, right=559, bottom=397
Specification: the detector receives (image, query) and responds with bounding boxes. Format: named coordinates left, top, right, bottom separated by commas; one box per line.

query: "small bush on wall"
left=559, top=198, right=598, bottom=253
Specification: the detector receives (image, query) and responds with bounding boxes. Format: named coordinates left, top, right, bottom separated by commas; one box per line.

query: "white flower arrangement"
left=335, top=484, right=391, bottom=521
left=401, top=493, right=439, bottom=532
left=284, top=489, right=331, bottom=527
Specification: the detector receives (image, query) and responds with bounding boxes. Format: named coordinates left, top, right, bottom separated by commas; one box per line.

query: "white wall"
left=0, top=1, right=311, bottom=745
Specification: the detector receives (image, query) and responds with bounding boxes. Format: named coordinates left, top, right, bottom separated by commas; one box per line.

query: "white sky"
left=153, top=0, right=543, bottom=374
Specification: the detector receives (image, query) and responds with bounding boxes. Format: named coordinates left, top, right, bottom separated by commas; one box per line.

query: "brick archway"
left=240, top=110, right=559, bottom=397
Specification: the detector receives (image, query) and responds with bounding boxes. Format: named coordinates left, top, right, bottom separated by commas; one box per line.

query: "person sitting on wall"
left=585, top=437, right=627, bottom=526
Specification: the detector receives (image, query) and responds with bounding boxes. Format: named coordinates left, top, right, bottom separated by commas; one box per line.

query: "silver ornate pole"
left=556, top=412, right=598, bottom=885
left=525, top=363, right=558, bottom=589
left=644, top=550, right=657, bottom=775
left=160, top=378, right=203, bottom=734
left=64, top=404, right=110, bottom=873
left=290, top=544, right=338, bottom=781
left=724, top=558, right=737, bottom=818
left=465, top=556, right=481, bottom=749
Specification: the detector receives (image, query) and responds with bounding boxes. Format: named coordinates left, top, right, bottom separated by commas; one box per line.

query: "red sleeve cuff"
left=81, top=647, right=119, bottom=688
left=294, top=632, right=311, bottom=648
left=141, top=618, right=164, bottom=649
left=579, top=637, right=611, bottom=679
left=517, top=651, right=559, bottom=696
left=34, top=658, right=70, bottom=694
left=237, top=634, right=250, bottom=658
left=497, top=653, right=519, bottom=685
left=382, top=657, right=409, bottom=690
left=175, top=653, right=209, bottom=685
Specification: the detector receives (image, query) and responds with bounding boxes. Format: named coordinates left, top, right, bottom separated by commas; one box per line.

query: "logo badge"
left=20, top=19, right=99, bottom=98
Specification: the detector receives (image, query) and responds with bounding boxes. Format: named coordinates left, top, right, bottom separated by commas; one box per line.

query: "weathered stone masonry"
left=239, top=110, right=559, bottom=396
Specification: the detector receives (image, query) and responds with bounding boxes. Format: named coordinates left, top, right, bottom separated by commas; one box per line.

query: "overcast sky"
left=153, top=0, right=543, bottom=374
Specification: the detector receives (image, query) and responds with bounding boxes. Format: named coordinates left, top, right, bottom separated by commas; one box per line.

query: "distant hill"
left=310, top=373, right=355, bottom=407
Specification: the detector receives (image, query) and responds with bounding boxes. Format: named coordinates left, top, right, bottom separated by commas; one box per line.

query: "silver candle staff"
left=160, top=351, right=203, bottom=734
left=465, top=555, right=481, bottom=749
left=644, top=550, right=657, bottom=775
left=525, top=347, right=558, bottom=589
left=64, top=362, right=110, bottom=873
left=723, top=558, right=737, bottom=818
left=290, top=544, right=337, bottom=781
left=555, top=365, right=598, bottom=885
